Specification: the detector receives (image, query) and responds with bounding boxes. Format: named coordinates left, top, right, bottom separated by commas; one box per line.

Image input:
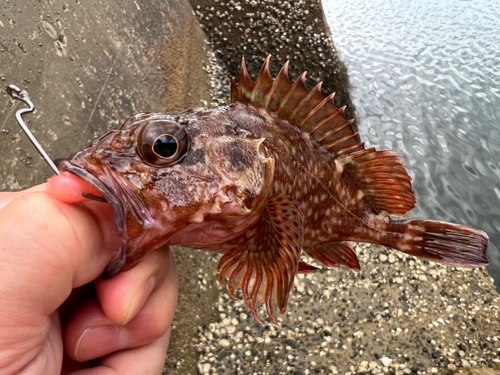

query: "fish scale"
left=51, top=55, right=489, bottom=325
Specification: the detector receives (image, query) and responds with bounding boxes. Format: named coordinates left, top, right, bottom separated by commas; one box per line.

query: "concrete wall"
left=0, top=0, right=212, bottom=190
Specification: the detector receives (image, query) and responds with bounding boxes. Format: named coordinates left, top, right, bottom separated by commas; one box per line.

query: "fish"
left=51, top=55, right=489, bottom=324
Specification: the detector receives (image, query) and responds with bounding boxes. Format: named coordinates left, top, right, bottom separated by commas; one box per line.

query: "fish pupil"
left=153, top=134, right=178, bottom=158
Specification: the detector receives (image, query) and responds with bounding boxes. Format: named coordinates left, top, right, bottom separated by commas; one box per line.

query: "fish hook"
left=6, top=85, right=107, bottom=203
left=6, top=84, right=61, bottom=175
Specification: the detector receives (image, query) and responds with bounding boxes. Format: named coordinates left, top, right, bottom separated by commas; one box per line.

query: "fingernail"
left=122, top=276, right=155, bottom=325
left=75, top=325, right=129, bottom=362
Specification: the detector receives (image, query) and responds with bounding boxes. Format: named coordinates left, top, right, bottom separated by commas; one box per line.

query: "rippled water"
left=323, top=0, right=500, bottom=285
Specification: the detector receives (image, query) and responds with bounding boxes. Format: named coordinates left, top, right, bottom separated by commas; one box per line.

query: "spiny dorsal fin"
left=232, top=56, right=416, bottom=216
left=231, top=55, right=364, bottom=157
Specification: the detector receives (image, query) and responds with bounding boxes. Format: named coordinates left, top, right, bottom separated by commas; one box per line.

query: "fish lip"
left=58, top=160, right=126, bottom=237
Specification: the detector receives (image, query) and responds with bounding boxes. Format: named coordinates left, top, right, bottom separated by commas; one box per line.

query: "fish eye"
left=137, top=120, right=189, bottom=166
left=153, top=134, right=178, bottom=159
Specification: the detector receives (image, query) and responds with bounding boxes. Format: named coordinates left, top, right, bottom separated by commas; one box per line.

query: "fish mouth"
left=57, top=160, right=126, bottom=237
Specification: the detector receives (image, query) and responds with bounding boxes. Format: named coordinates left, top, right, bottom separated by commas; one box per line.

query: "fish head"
left=59, top=111, right=274, bottom=274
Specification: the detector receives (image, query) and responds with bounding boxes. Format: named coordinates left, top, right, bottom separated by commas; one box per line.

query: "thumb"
left=0, top=188, right=120, bottom=318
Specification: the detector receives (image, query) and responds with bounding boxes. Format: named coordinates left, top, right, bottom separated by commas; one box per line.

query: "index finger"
left=0, top=183, right=47, bottom=211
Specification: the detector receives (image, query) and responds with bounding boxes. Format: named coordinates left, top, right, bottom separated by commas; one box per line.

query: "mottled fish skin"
left=59, top=56, right=489, bottom=325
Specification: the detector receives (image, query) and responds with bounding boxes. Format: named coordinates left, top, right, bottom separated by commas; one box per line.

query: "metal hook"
left=6, top=84, right=61, bottom=175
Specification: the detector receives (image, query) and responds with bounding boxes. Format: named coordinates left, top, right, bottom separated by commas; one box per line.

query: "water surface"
left=323, top=0, right=500, bottom=285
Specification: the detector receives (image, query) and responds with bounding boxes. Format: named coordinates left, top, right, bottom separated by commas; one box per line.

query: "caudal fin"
left=392, top=219, right=489, bottom=267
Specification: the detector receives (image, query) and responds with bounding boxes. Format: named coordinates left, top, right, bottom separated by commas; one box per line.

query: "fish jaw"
left=57, top=159, right=167, bottom=275
left=58, top=160, right=128, bottom=238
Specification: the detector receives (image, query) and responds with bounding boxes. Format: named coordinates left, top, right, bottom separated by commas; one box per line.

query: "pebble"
left=200, top=363, right=210, bottom=373
left=358, top=361, right=369, bottom=372
left=380, top=356, right=392, bottom=367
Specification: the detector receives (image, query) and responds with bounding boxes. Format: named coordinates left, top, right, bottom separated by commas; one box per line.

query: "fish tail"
left=387, top=218, right=489, bottom=267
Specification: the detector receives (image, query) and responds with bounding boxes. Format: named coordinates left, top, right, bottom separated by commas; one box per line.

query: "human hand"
left=0, top=184, right=178, bottom=375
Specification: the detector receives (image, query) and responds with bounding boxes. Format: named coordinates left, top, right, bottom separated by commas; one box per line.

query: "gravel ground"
left=194, top=245, right=500, bottom=375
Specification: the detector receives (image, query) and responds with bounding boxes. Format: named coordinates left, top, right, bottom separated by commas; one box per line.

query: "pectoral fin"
left=217, top=194, right=303, bottom=325
left=304, top=242, right=360, bottom=271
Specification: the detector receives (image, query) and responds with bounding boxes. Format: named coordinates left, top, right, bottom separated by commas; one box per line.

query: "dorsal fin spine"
left=290, top=82, right=323, bottom=121
left=251, top=55, right=273, bottom=107
left=309, top=106, right=344, bottom=136
left=338, top=142, right=365, bottom=156
left=317, top=119, right=353, bottom=142
left=231, top=77, right=238, bottom=103
left=238, top=57, right=254, bottom=98
left=325, top=132, right=360, bottom=149
left=277, top=71, right=308, bottom=119
left=268, top=61, right=291, bottom=112
left=299, top=92, right=336, bottom=127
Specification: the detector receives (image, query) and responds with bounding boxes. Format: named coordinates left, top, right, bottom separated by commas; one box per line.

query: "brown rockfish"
left=55, top=56, right=489, bottom=324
